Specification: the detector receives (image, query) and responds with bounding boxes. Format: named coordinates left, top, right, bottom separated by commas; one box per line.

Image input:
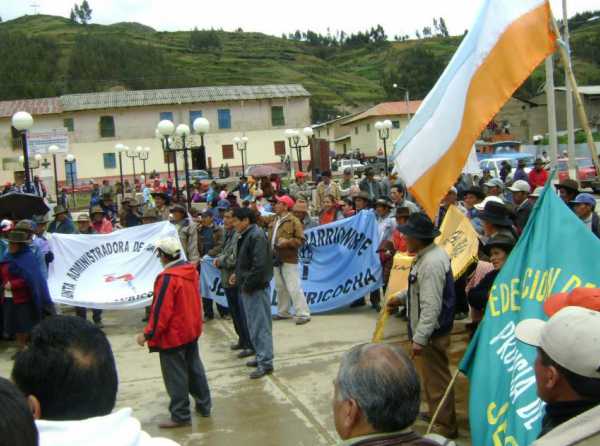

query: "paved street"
left=0, top=305, right=472, bottom=446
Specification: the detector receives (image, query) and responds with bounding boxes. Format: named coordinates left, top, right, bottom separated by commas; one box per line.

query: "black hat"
left=464, top=186, right=485, bottom=200
left=395, top=206, right=410, bottom=218
left=398, top=212, right=440, bottom=239
left=6, top=230, right=30, bottom=244
left=374, top=198, right=393, bottom=208
left=483, top=233, right=516, bottom=256
left=555, top=178, right=579, bottom=194
left=478, top=201, right=513, bottom=228
left=151, top=191, right=171, bottom=203
left=353, top=191, right=370, bottom=202
left=170, top=204, right=187, bottom=214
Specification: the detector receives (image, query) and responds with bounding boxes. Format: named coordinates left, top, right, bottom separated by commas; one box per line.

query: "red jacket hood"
left=163, top=262, right=197, bottom=281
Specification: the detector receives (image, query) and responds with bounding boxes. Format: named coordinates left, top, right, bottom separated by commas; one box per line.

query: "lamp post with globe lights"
left=285, top=127, right=313, bottom=173
left=64, top=154, right=76, bottom=207
left=156, top=128, right=172, bottom=179
left=375, top=119, right=393, bottom=175
left=12, top=111, right=34, bottom=193
left=48, top=144, right=61, bottom=200
left=157, top=120, right=180, bottom=201
left=175, top=123, right=192, bottom=209
left=125, top=146, right=141, bottom=188
left=233, top=136, right=248, bottom=176
left=139, top=147, right=150, bottom=182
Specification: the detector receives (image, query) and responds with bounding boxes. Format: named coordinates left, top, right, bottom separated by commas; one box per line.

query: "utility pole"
left=562, top=0, right=578, bottom=180
left=545, top=57, right=559, bottom=169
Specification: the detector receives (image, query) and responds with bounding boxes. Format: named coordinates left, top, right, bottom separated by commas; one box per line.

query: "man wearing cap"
left=513, top=159, right=529, bottom=183
left=508, top=180, right=533, bottom=234
left=570, top=193, right=600, bottom=238
left=555, top=179, right=579, bottom=205
left=269, top=195, right=311, bottom=325
left=483, top=178, right=505, bottom=199
left=288, top=172, right=311, bottom=202
left=515, top=306, right=600, bottom=444
left=48, top=206, right=76, bottom=235
left=90, top=206, right=114, bottom=234
left=359, top=168, right=384, bottom=202
left=339, top=168, right=356, bottom=199
left=386, top=213, right=458, bottom=439
left=170, top=205, right=200, bottom=265
left=374, top=199, right=395, bottom=242
left=529, top=187, right=544, bottom=204
left=315, top=171, right=340, bottom=211
left=528, top=158, right=549, bottom=189
left=390, top=182, right=419, bottom=215
left=137, top=237, right=211, bottom=428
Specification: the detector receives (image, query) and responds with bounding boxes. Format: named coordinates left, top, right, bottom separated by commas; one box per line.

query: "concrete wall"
left=342, top=115, right=410, bottom=156
left=0, top=97, right=310, bottom=186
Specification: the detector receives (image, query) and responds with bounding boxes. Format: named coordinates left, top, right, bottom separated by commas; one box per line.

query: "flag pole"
left=544, top=57, right=559, bottom=169
left=562, top=0, right=578, bottom=180
left=550, top=14, right=600, bottom=175
left=426, top=369, right=460, bottom=435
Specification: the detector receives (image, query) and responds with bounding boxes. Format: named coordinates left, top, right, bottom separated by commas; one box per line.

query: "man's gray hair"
left=337, top=343, right=420, bottom=432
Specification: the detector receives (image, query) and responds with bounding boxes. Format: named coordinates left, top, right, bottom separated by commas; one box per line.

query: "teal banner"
left=459, top=181, right=600, bottom=446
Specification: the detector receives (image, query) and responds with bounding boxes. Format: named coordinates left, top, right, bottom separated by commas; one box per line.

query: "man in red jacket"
left=528, top=158, right=548, bottom=189
left=136, top=237, right=211, bottom=428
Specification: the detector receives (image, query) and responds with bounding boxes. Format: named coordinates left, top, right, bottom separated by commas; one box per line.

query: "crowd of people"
left=1, top=158, right=599, bottom=444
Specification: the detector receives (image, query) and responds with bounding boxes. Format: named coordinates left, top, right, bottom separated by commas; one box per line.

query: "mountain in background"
left=0, top=12, right=599, bottom=122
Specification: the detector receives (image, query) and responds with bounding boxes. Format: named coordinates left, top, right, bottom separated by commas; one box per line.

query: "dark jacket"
left=48, top=218, right=76, bottom=234
left=591, top=213, right=600, bottom=239
left=467, top=269, right=499, bottom=311
left=341, top=430, right=441, bottom=446
left=197, top=224, right=224, bottom=257
left=359, top=178, right=384, bottom=201
left=236, top=224, right=273, bottom=293
left=144, top=261, right=202, bottom=351
left=514, top=200, right=533, bottom=234
left=215, top=229, right=239, bottom=288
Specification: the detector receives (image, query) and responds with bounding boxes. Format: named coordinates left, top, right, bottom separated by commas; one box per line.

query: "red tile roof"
left=342, top=100, right=422, bottom=125
left=0, top=97, right=63, bottom=118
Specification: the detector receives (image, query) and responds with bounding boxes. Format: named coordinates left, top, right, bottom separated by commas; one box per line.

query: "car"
left=334, top=158, right=365, bottom=173
left=557, top=158, right=596, bottom=182
left=188, top=169, right=211, bottom=181
left=479, top=154, right=535, bottom=182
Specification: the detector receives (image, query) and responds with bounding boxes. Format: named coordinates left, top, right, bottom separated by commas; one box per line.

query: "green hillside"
left=1, top=13, right=599, bottom=122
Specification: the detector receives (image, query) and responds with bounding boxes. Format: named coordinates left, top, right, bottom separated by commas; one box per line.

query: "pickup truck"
left=334, top=158, right=365, bottom=174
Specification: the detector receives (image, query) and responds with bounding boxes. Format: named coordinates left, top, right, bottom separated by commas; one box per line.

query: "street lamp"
left=125, top=146, right=140, bottom=188
left=139, top=147, right=150, bottom=182
left=392, top=84, right=411, bottom=120
left=375, top=119, right=393, bottom=175
left=285, top=127, right=313, bottom=172
left=65, top=153, right=76, bottom=208
left=158, top=119, right=179, bottom=201
left=193, top=117, right=210, bottom=172
left=114, top=143, right=126, bottom=198
left=156, top=127, right=172, bottom=179
left=48, top=144, right=60, bottom=201
left=12, top=111, right=34, bottom=193
left=233, top=136, right=248, bottom=176
left=175, top=123, right=192, bottom=209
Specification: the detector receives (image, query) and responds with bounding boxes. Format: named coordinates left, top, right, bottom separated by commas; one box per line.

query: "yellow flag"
left=372, top=205, right=479, bottom=342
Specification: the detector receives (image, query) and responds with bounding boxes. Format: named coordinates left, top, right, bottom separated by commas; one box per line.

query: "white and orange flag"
left=392, top=0, right=557, bottom=218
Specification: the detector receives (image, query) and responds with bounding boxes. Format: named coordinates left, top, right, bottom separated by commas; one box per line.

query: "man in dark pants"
left=214, top=209, right=253, bottom=358
left=137, top=237, right=211, bottom=428
left=231, top=207, right=274, bottom=379
left=74, top=214, right=103, bottom=327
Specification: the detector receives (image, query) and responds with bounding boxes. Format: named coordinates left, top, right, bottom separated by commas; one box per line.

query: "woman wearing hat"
left=0, top=230, right=54, bottom=351
left=90, top=206, right=113, bottom=234
left=48, top=206, right=76, bottom=235
left=467, top=234, right=515, bottom=333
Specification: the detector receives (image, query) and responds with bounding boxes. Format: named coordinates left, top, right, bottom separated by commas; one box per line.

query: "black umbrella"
left=0, top=192, right=50, bottom=220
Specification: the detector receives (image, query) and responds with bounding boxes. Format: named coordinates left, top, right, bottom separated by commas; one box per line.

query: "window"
left=274, top=141, right=286, bottom=156
left=103, top=153, right=116, bottom=169
left=189, top=110, right=203, bottom=127
left=271, top=106, right=285, bottom=127
left=222, top=144, right=234, bottom=159
left=354, top=127, right=359, bottom=135
left=392, top=120, right=401, bottom=129
left=11, top=126, right=22, bottom=150
left=218, top=109, right=231, bottom=129
left=159, top=112, right=174, bottom=122
left=366, top=123, right=371, bottom=132
left=99, top=116, right=115, bottom=138
left=63, top=118, right=74, bottom=132
left=326, top=127, right=330, bottom=136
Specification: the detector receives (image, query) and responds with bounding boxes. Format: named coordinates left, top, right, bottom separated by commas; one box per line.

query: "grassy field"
left=1, top=13, right=600, bottom=119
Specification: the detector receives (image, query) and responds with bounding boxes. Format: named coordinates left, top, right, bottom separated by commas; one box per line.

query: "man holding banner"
left=387, top=213, right=458, bottom=439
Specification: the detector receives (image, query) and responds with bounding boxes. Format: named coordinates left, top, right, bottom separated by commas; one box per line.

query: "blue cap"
left=571, top=193, right=596, bottom=208
left=217, top=199, right=230, bottom=210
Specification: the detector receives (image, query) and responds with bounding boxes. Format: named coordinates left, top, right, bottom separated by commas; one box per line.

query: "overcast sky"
left=1, top=0, right=598, bottom=37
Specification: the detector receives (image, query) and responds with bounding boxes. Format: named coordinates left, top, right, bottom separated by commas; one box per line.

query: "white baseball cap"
left=474, top=195, right=504, bottom=211
left=515, top=306, right=600, bottom=379
left=529, top=187, right=544, bottom=198
left=154, top=237, right=182, bottom=257
left=508, top=180, right=531, bottom=194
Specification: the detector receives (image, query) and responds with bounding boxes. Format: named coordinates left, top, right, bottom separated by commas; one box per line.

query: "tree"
left=415, top=30, right=421, bottom=39
left=189, top=28, right=222, bottom=52
left=433, top=18, right=439, bottom=34
left=422, top=26, right=432, bottom=38
left=79, top=0, right=92, bottom=24
left=438, top=17, right=449, bottom=37
left=69, top=8, right=77, bottom=23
